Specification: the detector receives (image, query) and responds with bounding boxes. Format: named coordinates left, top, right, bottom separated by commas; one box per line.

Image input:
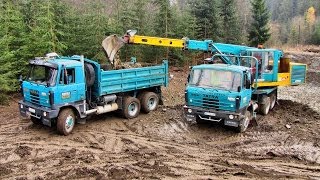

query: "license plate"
left=204, top=112, right=216, bottom=116
left=28, top=107, right=35, bottom=113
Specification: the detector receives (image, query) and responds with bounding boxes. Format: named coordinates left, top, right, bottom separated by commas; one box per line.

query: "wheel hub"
left=128, top=102, right=138, bottom=116
left=148, top=98, right=156, bottom=110
left=65, top=115, right=74, bottom=130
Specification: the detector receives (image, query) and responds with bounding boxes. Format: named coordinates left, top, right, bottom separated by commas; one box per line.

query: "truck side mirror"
left=186, top=74, right=190, bottom=86
left=19, top=75, right=23, bottom=84
left=237, top=86, right=241, bottom=92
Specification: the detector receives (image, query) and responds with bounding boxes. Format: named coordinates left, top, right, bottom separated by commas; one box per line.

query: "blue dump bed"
left=95, top=60, right=169, bottom=96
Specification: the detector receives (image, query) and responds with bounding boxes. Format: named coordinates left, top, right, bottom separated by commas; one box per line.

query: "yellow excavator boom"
left=128, top=35, right=185, bottom=48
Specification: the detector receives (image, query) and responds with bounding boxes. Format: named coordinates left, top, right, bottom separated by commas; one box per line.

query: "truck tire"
left=31, top=117, right=41, bottom=125
left=84, top=63, right=95, bottom=87
left=259, top=96, right=271, bottom=115
left=57, top=108, right=75, bottom=135
left=270, top=93, right=276, bottom=110
left=237, top=111, right=251, bottom=133
left=122, top=96, right=140, bottom=119
left=139, top=92, right=159, bottom=113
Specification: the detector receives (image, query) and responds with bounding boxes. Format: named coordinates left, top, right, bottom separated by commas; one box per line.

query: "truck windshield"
left=27, top=65, right=57, bottom=86
left=189, top=69, right=241, bottom=92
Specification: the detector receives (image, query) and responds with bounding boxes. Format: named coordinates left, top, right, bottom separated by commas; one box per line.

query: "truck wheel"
left=84, top=63, right=95, bottom=87
left=31, top=117, right=41, bottom=125
left=237, top=111, right=251, bottom=133
left=270, top=94, right=276, bottom=110
left=139, top=92, right=159, bottom=113
left=122, top=97, right=140, bottom=119
left=259, top=96, right=271, bottom=115
left=57, top=108, right=75, bottom=135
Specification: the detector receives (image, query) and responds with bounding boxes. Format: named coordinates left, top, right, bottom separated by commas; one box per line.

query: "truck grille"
left=24, top=89, right=50, bottom=107
left=30, top=90, right=40, bottom=105
left=202, top=97, right=219, bottom=109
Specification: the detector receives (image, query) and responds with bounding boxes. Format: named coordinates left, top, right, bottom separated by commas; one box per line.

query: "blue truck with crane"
left=115, top=30, right=307, bottom=132
left=18, top=30, right=307, bottom=134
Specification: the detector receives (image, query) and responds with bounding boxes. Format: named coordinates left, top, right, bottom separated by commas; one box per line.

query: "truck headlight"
left=188, top=109, right=192, bottom=113
left=43, top=112, right=47, bottom=116
left=20, top=104, right=23, bottom=109
left=229, top=115, right=234, bottom=119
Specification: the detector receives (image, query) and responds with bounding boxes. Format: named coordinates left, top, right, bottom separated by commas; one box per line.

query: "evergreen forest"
left=0, top=0, right=320, bottom=96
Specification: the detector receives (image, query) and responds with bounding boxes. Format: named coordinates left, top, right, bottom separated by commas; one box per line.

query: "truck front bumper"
left=183, top=105, right=245, bottom=127
left=18, top=100, right=59, bottom=126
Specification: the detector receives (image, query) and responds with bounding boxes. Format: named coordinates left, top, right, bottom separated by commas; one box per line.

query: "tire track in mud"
left=1, top=96, right=320, bottom=179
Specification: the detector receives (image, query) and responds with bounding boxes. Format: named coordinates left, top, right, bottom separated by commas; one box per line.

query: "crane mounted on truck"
left=106, top=30, right=307, bottom=132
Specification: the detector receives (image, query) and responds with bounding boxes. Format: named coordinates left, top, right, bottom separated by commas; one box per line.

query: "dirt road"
left=0, top=69, right=320, bottom=179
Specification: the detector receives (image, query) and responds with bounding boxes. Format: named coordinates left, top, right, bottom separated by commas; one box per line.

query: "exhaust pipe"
left=85, top=102, right=119, bottom=115
left=96, top=103, right=118, bottom=115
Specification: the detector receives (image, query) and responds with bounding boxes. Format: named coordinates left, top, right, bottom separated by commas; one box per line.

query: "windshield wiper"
left=215, top=86, right=232, bottom=93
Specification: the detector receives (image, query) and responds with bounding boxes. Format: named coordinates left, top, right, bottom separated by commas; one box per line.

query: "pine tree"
left=248, top=0, right=271, bottom=46
left=0, top=0, right=27, bottom=94
left=219, top=0, right=241, bottom=44
left=131, top=0, right=156, bottom=63
left=190, top=0, right=221, bottom=41
left=154, top=0, right=173, bottom=61
left=25, top=0, right=68, bottom=57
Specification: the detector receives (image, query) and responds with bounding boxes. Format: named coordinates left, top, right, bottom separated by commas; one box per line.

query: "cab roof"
left=192, top=64, right=250, bottom=73
left=47, top=58, right=83, bottom=67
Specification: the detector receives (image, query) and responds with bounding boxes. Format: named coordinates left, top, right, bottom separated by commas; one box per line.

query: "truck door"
left=56, top=67, right=83, bottom=105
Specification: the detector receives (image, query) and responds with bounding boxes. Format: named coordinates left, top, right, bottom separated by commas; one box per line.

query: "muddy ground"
left=1, top=58, right=320, bottom=179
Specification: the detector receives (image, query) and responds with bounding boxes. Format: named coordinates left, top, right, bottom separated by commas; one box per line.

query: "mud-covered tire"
left=237, top=111, right=251, bottom=133
left=259, top=96, right=271, bottom=115
left=270, top=93, right=277, bottom=110
left=57, top=109, right=75, bottom=136
left=122, top=97, right=141, bottom=119
left=138, top=92, right=159, bottom=113
left=84, top=63, right=95, bottom=87
left=30, top=117, right=41, bottom=125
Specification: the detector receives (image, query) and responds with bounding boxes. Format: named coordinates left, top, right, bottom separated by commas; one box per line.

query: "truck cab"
left=19, top=57, right=86, bottom=128
left=184, top=64, right=254, bottom=132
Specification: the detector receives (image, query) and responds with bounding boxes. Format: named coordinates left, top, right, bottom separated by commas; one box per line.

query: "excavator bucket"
left=102, top=34, right=125, bottom=65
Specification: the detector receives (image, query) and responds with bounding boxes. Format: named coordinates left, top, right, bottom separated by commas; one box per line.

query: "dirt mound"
left=274, top=100, right=320, bottom=120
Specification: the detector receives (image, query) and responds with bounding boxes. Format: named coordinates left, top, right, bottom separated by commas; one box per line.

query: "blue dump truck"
left=19, top=55, right=169, bottom=135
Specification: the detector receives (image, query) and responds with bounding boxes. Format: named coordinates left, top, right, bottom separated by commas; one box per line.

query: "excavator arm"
left=102, top=30, right=234, bottom=66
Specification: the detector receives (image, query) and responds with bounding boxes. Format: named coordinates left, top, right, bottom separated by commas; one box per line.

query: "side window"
left=60, top=68, right=75, bottom=85
left=265, top=52, right=274, bottom=73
